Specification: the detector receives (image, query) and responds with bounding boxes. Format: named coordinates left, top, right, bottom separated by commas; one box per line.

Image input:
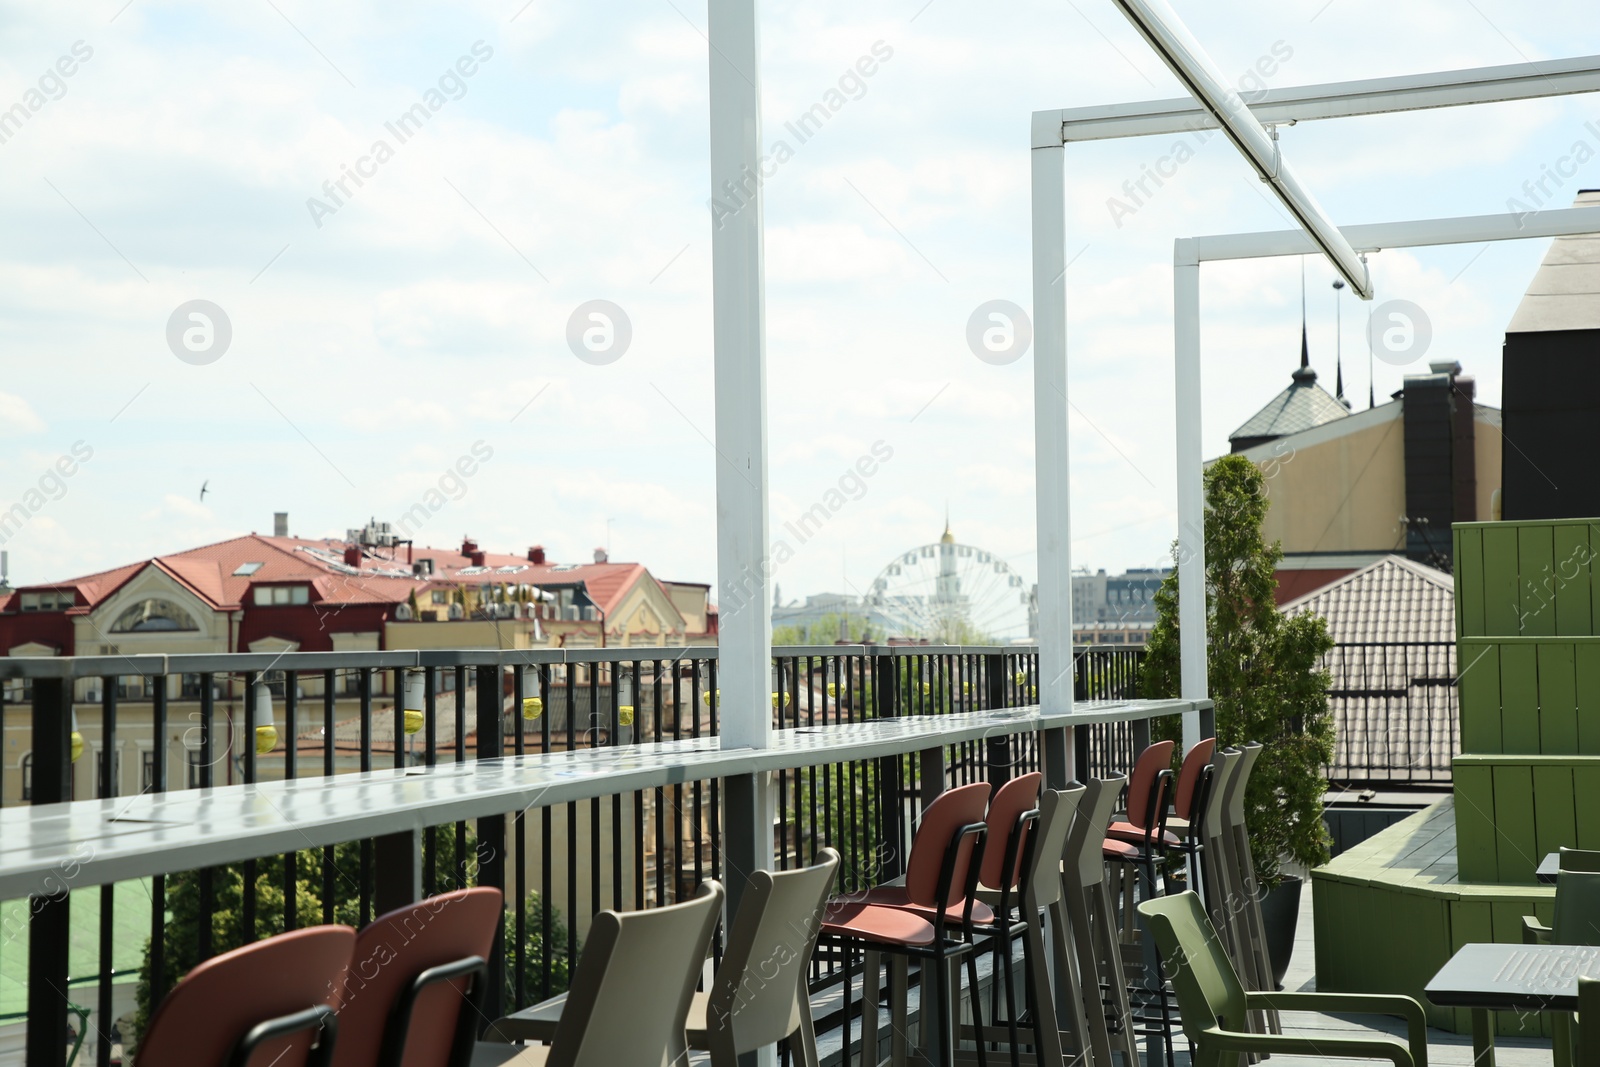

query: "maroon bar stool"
left=820, top=780, right=992, bottom=1067
left=137, top=925, right=355, bottom=1067
left=332, top=886, right=504, bottom=1067
left=971, top=772, right=1042, bottom=1066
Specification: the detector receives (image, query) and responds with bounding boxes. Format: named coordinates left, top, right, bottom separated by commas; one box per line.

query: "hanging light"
left=252, top=679, right=279, bottom=755
left=618, top=668, right=634, bottom=728
left=770, top=691, right=790, bottom=709
left=69, top=707, right=83, bottom=764
left=402, top=669, right=425, bottom=736
left=521, top=666, right=543, bottom=720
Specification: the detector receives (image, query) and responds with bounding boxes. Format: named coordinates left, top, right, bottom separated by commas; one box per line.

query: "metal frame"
left=1031, top=41, right=1600, bottom=751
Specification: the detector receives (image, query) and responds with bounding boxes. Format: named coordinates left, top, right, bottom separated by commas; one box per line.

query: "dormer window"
left=111, top=598, right=198, bottom=632
left=18, top=590, right=74, bottom=612
left=253, top=584, right=310, bottom=606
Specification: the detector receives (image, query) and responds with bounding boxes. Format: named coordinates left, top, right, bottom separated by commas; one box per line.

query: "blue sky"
left=0, top=0, right=1596, bottom=609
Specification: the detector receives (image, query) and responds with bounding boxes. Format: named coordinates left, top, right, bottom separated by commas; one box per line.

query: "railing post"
left=475, top=664, right=506, bottom=1026
left=27, top=676, right=71, bottom=1067
left=984, top=652, right=1011, bottom=788
left=373, top=830, right=422, bottom=916
left=873, top=651, right=905, bottom=881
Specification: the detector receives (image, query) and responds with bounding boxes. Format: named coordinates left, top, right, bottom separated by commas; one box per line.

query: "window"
left=18, top=590, right=72, bottom=612
left=187, top=751, right=207, bottom=789
left=432, top=591, right=448, bottom=605
left=142, top=750, right=158, bottom=792
left=232, top=562, right=264, bottom=576
left=111, top=598, right=198, bottom=633
left=20, top=754, right=30, bottom=801
left=253, top=585, right=310, bottom=606
left=180, top=674, right=207, bottom=700
left=264, top=669, right=286, bottom=698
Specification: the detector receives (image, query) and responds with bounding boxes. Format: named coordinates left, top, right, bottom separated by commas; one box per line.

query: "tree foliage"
left=1139, top=454, right=1335, bottom=887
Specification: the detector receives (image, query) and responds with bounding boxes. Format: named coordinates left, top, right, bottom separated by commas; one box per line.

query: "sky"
left=0, top=0, right=1596, bottom=618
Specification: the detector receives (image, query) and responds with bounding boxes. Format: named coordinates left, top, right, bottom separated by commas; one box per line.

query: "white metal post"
left=1173, top=243, right=1205, bottom=751
left=1030, top=114, right=1075, bottom=783
left=708, top=2, right=774, bottom=1040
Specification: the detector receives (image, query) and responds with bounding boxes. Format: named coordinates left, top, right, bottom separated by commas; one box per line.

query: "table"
left=1425, top=942, right=1600, bottom=1066
left=1537, top=852, right=1560, bottom=884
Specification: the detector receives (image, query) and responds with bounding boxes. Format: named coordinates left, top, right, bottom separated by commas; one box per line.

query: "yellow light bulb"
left=255, top=725, right=279, bottom=756
left=69, top=731, right=84, bottom=764
left=522, top=696, right=543, bottom=720
left=403, top=709, right=424, bottom=735
left=618, top=705, right=634, bottom=726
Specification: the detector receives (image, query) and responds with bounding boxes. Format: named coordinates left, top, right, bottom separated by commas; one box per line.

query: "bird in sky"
left=199, top=480, right=209, bottom=502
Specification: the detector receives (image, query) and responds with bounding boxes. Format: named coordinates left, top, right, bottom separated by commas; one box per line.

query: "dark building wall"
left=1502, top=328, right=1600, bottom=520
left=1402, top=376, right=1456, bottom=566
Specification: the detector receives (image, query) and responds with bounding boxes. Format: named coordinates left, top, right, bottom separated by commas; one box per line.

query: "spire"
left=1292, top=259, right=1317, bottom=384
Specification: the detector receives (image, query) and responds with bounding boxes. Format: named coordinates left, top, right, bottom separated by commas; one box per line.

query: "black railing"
left=1320, top=640, right=1458, bottom=786
left=5, top=642, right=1151, bottom=1065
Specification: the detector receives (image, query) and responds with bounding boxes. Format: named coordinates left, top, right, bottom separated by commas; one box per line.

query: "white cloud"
left=0, top=393, right=45, bottom=436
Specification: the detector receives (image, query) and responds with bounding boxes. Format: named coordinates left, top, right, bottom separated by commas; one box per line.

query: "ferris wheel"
left=866, top=526, right=1033, bottom=643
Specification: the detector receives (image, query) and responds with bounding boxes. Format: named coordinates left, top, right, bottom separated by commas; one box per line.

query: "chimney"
left=461, top=536, right=478, bottom=556
left=469, top=550, right=486, bottom=567
left=343, top=545, right=362, bottom=567
left=528, top=545, right=546, bottom=565
left=593, top=547, right=608, bottom=564
left=273, top=512, right=289, bottom=538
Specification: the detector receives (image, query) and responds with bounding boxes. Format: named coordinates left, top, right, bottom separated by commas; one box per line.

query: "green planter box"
left=1455, top=519, right=1600, bottom=639
left=1458, top=636, right=1600, bottom=756
left=1453, top=753, right=1600, bottom=882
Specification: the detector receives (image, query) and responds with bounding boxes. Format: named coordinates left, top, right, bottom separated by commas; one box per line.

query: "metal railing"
left=0, top=643, right=1187, bottom=1067
left=1320, top=640, right=1457, bottom=786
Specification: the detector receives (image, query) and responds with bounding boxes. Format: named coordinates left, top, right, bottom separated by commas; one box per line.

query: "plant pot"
left=1259, top=873, right=1303, bottom=990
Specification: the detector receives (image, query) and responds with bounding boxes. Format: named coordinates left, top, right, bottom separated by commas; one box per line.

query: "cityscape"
left=1, top=3, right=1597, bottom=1067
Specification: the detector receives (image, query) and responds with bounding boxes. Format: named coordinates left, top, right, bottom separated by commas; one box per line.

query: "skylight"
left=233, top=562, right=264, bottom=576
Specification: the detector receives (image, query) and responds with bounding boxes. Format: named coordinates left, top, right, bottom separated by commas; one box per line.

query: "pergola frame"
left=1030, top=46, right=1600, bottom=758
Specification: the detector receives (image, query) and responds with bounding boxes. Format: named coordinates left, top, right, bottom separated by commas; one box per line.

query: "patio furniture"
left=331, top=886, right=503, bottom=1067
left=136, top=924, right=355, bottom=1067
left=1194, top=748, right=1244, bottom=968
left=1060, top=775, right=1138, bottom=1067
left=1219, top=744, right=1278, bottom=1014
left=1426, top=942, right=1600, bottom=1067
left=488, top=853, right=840, bottom=1067
left=1539, top=848, right=1600, bottom=884
left=1105, top=739, right=1177, bottom=920
left=1579, top=977, right=1600, bottom=1067
left=1143, top=891, right=1429, bottom=1067
left=481, top=881, right=725, bottom=1067
left=1521, top=867, right=1600, bottom=1067
left=821, top=780, right=991, bottom=1067
left=971, top=772, right=1044, bottom=1067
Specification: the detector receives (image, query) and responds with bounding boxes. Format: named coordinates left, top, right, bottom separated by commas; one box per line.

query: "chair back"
left=1552, top=870, right=1600, bottom=947
left=1224, top=742, right=1262, bottom=827
left=1201, top=748, right=1242, bottom=840
left=1127, top=740, right=1175, bottom=827
left=707, top=850, right=840, bottom=1057
left=905, top=781, right=992, bottom=910
left=981, top=772, right=1042, bottom=891
left=1561, top=847, right=1600, bottom=874
left=332, top=887, right=504, bottom=1067
left=547, top=881, right=725, bottom=1067
left=1136, top=891, right=1250, bottom=1041
left=1025, top=785, right=1083, bottom=909
left=1578, top=976, right=1600, bottom=1067
left=1174, top=738, right=1216, bottom=821
left=138, top=925, right=356, bottom=1067
left=1063, top=776, right=1123, bottom=889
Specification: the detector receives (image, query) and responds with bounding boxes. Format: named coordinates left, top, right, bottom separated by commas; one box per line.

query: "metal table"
left=1425, top=942, right=1600, bottom=1066
left=0, top=699, right=1205, bottom=901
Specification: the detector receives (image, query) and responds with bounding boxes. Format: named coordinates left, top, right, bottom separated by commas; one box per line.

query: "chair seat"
left=470, top=1041, right=548, bottom=1066
left=485, top=992, right=567, bottom=1043
left=1101, top=838, right=1141, bottom=862
left=1106, top=821, right=1182, bottom=848
left=844, top=885, right=996, bottom=926
left=821, top=900, right=939, bottom=947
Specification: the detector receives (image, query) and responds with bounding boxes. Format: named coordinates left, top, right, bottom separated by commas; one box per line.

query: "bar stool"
left=1060, top=776, right=1138, bottom=1067
left=1157, top=737, right=1217, bottom=889
left=1221, top=743, right=1280, bottom=1034
left=1105, top=739, right=1176, bottom=939
left=971, top=784, right=1094, bottom=1067
left=822, top=781, right=992, bottom=1067
left=1195, top=748, right=1246, bottom=968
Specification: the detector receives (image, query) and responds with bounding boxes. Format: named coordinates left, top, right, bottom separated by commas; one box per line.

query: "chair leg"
left=863, top=949, right=882, bottom=1067
left=889, top=955, right=910, bottom=1067
left=842, top=946, right=855, bottom=1067
left=964, top=946, right=988, bottom=1067
left=1049, top=895, right=1099, bottom=1067
left=999, top=928, right=1021, bottom=1067
left=793, top=982, right=822, bottom=1067
left=1091, top=880, right=1139, bottom=1067
left=1029, top=905, right=1068, bottom=1067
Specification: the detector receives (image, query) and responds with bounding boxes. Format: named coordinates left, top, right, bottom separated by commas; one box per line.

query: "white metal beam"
left=1178, top=204, right=1600, bottom=263
left=1041, top=54, right=1600, bottom=143
left=1108, top=0, right=1371, bottom=297
left=1030, top=115, right=1075, bottom=753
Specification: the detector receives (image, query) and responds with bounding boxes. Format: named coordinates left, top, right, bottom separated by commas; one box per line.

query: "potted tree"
left=1140, top=454, right=1335, bottom=987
